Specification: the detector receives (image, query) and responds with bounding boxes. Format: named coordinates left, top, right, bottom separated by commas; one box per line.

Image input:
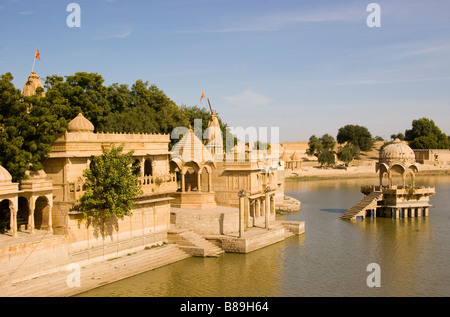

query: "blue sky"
left=1, top=0, right=449, bottom=142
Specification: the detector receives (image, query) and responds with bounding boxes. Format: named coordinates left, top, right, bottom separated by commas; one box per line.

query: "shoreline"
left=283, top=164, right=450, bottom=182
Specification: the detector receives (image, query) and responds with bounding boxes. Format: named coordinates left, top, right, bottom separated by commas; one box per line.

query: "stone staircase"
left=2, top=243, right=191, bottom=297
left=168, top=228, right=224, bottom=257
left=340, top=192, right=383, bottom=220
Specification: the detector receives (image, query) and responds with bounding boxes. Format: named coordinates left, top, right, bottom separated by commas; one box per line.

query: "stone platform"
left=204, top=221, right=305, bottom=253
left=170, top=205, right=304, bottom=254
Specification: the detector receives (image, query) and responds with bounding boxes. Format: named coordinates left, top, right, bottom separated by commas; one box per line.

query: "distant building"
left=413, top=149, right=450, bottom=164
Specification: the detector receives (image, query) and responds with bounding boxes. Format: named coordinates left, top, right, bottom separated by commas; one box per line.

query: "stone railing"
left=67, top=173, right=178, bottom=201
left=139, top=173, right=178, bottom=195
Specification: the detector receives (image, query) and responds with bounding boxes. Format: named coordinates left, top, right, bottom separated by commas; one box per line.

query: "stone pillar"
left=403, top=208, right=408, bottom=218
left=197, top=172, right=202, bottom=192
left=9, top=199, right=18, bottom=238
left=261, top=199, right=265, bottom=219
left=246, top=197, right=251, bottom=228
left=415, top=207, right=421, bottom=217
left=251, top=201, right=256, bottom=227
left=410, top=207, right=415, bottom=218
left=47, top=196, right=53, bottom=234
left=265, top=189, right=270, bottom=229
left=140, top=157, right=145, bottom=177
left=181, top=172, right=185, bottom=192
left=394, top=208, right=399, bottom=218
left=256, top=199, right=261, bottom=218
left=238, top=190, right=246, bottom=238
left=424, top=207, right=429, bottom=216
left=208, top=171, right=212, bottom=192
left=28, top=197, right=36, bottom=235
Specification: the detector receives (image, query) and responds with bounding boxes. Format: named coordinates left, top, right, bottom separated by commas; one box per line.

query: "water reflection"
left=77, top=175, right=450, bottom=297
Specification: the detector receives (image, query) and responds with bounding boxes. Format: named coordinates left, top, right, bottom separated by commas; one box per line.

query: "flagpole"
left=31, top=57, right=36, bottom=73
left=31, top=46, right=38, bottom=73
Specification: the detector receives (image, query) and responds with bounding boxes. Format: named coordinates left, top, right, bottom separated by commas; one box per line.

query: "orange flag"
left=200, top=91, right=205, bottom=103
left=35, top=48, right=40, bottom=60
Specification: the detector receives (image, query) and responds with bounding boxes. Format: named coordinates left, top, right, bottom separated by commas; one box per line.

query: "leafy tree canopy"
left=391, top=133, right=405, bottom=141
left=336, top=124, right=374, bottom=152
left=78, top=145, right=142, bottom=219
left=404, top=117, right=449, bottom=149
left=306, top=134, right=336, bottom=167
left=337, top=143, right=360, bottom=165
left=0, top=73, right=66, bottom=181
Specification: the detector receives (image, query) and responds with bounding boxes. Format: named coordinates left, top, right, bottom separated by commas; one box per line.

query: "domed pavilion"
left=341, top=139, right=435, bottom=220
left=376, top=139, right=419, bottom=188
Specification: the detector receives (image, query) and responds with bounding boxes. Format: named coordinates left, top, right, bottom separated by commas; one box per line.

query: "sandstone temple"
left=0, top=72, right=303, bottom=288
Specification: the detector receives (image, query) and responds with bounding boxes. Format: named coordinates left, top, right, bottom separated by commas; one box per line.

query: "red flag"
left=35, top=48, right=40, bottom=60
left=200, top=91, right=205, bottom=103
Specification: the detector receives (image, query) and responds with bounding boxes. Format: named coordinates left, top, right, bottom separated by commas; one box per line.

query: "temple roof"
left=291, top=151, right=302, bottom=161
left=204, top=109, right=223, bottom=147
left=171, top=126, right=214, bottom=165
left=379, top=139, right=416, bottom=163
left=67, top=113, right=95, bottom=133
left=23, top=72, right=45, bottom=97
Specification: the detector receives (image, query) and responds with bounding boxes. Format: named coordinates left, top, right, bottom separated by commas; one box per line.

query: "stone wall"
left=66, top=199, right=172, bottom=260
left=0, top=234, right=69, bottom=284
left=170, top=207, right=239, bottom=235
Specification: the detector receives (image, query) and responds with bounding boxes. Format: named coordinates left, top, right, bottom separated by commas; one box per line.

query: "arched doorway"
left=144, top=159, right=153, bottom=176
left=34, top=196, right=50, bottom=230
left=169, top=161, right=182, bottom=191
left=390, top=164, right=405, bottom=187
left=17, top=197, right=29, bottom=231
left=0, top=199, right=11, bottom=234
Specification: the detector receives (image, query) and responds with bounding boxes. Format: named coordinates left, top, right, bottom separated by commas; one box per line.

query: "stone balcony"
left=67, top=173, right=178, bottom=201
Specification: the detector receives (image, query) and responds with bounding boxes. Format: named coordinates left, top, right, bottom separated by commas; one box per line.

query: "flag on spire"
left=35, top=48, right=40, bottom=60
left=200, top=91, right=205, bottom=103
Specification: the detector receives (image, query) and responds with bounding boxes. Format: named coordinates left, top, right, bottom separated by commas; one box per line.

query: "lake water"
left=77, top=175, right=450, bottom=297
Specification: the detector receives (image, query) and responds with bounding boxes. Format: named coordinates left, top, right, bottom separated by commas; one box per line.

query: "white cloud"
left=177, top=4, right=362, bottom=34
left=93, top=26, right=132, bottom=40
left=224, top=89, right=271, bottom=108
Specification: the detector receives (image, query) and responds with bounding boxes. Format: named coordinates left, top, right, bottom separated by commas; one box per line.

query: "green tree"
left=78, top=145, right=143, bottom=220
left=0, top=73, right=66, bottom=181
left=337, top=143, right=360, bottom=165
left=318, top=149, right=335, bottom=167
left=404, top=117, right=449, bottom=149
left=336, top=124, right=374, bottom=151
left=390, top=133, right=404, bottom=141
left=44, top=72, right=111, bottom=129
left=306, top=134, right=336, bottom=167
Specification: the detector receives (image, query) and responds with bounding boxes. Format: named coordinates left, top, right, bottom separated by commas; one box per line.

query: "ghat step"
left=168, top=228, right=224, bottom=257
left=3, top=243, right=191, bottom=297
left=340, top=191, right=383, bottom=220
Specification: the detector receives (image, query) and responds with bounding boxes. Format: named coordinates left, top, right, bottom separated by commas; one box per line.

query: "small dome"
left=0, top=165, right=12, bottom=184
left=67, top=113, right=94, bottom=132
left=380, top=139, right=415, bottom=163
left=25, top=170, right=47, bottom=179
